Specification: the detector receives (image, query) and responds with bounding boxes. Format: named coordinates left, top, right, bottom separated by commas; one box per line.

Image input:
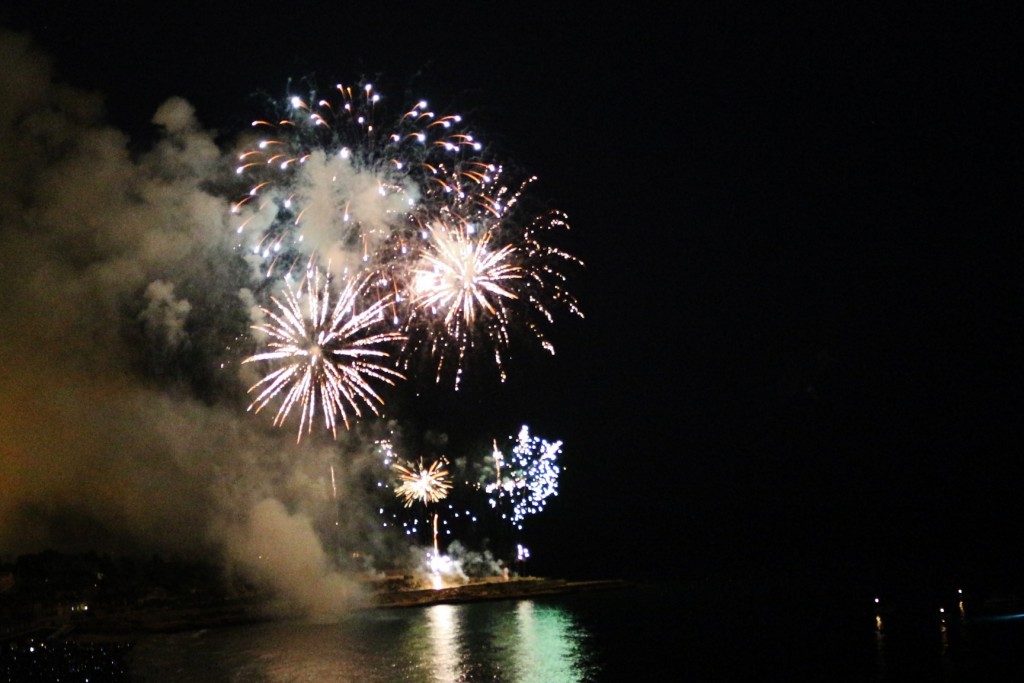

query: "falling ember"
left=243, top=266, right=405, bottom=441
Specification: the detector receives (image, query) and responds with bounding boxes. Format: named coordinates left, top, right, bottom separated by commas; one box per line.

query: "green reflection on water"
left=511, top=600, right=588, bottom=683
left=412, top=598, right=592, bottom=683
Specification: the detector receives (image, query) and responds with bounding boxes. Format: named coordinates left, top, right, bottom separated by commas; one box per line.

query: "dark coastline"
left=372, top=576, right=633, bottom=609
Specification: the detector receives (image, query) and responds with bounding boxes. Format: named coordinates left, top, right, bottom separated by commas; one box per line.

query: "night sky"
left=1, top=3, right=1021, bottom=592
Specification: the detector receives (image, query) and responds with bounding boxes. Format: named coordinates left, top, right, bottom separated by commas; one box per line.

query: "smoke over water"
left=0, top=30, right=422, bottom=615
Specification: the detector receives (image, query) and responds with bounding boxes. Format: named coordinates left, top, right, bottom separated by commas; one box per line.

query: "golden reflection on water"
left=425, top=604, right=460, bottom=683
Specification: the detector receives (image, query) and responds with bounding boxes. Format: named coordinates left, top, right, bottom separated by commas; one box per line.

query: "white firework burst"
left=243, top=266, right=404, bottom=441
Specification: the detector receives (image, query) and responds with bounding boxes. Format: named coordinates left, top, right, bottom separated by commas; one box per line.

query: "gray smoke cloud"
left=139, top=280, right=191, bottom=350
left=221, top=498, right=367, bottom=619
left=0, top=29, right=426, bottom=615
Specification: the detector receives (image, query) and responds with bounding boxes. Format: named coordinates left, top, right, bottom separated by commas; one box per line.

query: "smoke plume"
left=0, top=29, right=404, bottom=616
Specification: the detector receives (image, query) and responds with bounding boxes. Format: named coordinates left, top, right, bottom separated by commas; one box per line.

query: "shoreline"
left=372, top=576, right=633, bottom=609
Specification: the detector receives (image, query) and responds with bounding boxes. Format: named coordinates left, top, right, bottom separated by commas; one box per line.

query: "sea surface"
left=7, top=574, right=1024, bottom=681
left=123, top=578, right=1024, bottom=682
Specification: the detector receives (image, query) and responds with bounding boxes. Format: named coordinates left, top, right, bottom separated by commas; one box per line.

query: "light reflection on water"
left=129, top=598, right=595, bottom=682
left=426, top=604, right=459, bottom=682
left=512, top=601, right=586, bottom=683
left=30, top=581, right=1024, bottom=680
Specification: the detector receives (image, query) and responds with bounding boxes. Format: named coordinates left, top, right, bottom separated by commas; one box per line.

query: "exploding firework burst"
left=233, top=79, right=582, bottom=392
left=243, top=266, right=404, bottom=442
left=232, top=81, right=486, bottom=280
left=393, top=457, right=453, bottom=508
left=487, top=425, right=562, bottom=529
left=404, top=189, right=583, bottom=387
left=406, top=220, right=518, bottom=377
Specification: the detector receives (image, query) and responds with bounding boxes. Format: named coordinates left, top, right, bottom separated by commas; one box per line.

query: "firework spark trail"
left=243, top=266, right=404, bottom=442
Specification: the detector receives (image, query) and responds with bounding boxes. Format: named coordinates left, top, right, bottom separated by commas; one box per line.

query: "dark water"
left=122, top=580, right=1024, bottom=682
left=7, top=577, right=1024, bottom=681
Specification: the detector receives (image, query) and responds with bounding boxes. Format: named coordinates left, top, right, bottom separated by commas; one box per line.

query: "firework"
left=232, top=81, right=485, bottom=279
left=487, top=425, right=562, bottom=529
left=393, top=455, right=454, bottom=558
left=233, top=80, right=582, bottom=389
left=377, top=448, right=479, bottom=545
left=375, top=438, right=399, bottom=469
left=243, top=266, right=404, bottom=441
left=409, top=221, right=520, bottom=333
left=400, top=167, right=583, bottom=387
left=393, top=457, right=453, bottom=508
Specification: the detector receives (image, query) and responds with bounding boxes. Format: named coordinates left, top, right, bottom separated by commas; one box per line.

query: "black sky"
left=2, top=3, right=1022, bottom=586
